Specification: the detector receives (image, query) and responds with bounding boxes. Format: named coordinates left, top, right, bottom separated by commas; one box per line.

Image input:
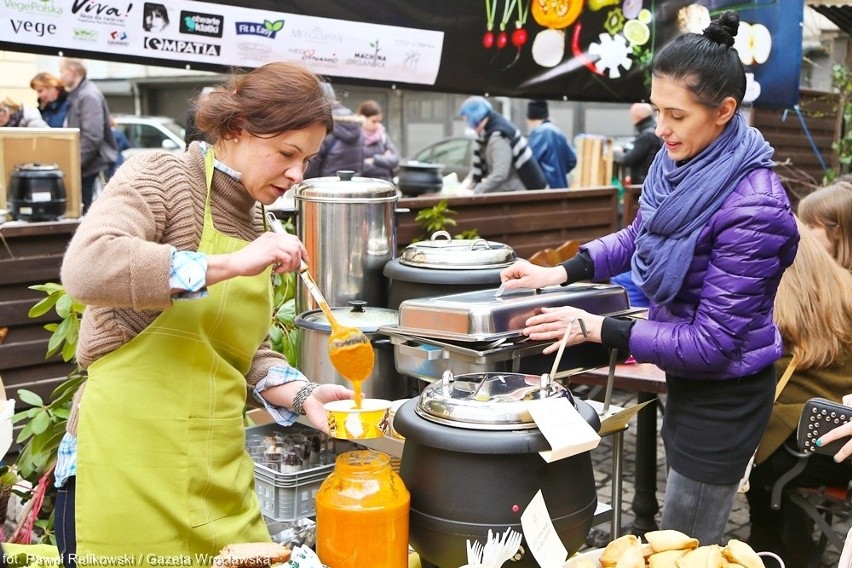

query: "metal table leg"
left=631, top=391, right=660, bottom=536
left=610, top=428, right=625, bottom=538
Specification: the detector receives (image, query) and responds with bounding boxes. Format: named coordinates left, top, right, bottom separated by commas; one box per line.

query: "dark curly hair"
left=652, top=10, right=746, bottom=109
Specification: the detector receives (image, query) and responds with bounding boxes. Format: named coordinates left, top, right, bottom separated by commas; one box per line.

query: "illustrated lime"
left=623, top=19, right=650, bottom=46
left=638, top=9, right=652, bottom=24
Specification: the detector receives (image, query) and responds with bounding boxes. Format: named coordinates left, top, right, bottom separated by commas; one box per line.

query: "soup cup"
left=325, top=398, right=392, bottom=440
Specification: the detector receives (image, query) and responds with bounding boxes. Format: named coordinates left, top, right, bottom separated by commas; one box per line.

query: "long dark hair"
left=652, top=10, right=746, bottom=109
left=194, top=61, right=334, bottom=143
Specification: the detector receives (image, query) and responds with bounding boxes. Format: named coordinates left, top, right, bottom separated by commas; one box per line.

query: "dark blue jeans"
left=55, top=477, right=76, bottom=568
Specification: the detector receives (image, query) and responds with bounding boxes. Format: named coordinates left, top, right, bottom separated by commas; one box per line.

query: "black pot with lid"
left=397, top=161, right=444, bottom=197
left=8, top=163, right=67, bottom=222
left=383, top=231, right=517, bottom=309
left=394, top=370, right=600, bottom=568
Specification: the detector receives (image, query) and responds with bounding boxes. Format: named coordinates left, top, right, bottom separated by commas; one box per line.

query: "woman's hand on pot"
left=523, top=306, right=603, bottom=354
left=303, top=384, right=354, bottom=434
left=499, top=260, right=567, bottom=292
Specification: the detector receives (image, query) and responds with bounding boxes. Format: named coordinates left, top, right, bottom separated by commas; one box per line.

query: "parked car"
left=112, top=115, right=186, bottom=159
left=407, top=135, right=474, bottom=181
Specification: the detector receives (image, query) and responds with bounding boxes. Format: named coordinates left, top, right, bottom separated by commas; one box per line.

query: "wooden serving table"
left=568, top=362, right=667, bottom=537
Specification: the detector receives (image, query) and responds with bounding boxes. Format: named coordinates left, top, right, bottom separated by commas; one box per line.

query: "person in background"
left=304, top=83, right=363, bottom=178
left=458, top=96, right=547, bottom=194
left=498, top=11, right=798, bottom=545
left=797, top=180, right=852, bottom=272
left=526, top=99, right=576, bottom=189
left=30, top=72, right=71, bottom=128
left=0, top=97, right=48, bottom=128
left=744, top=217, right=852, bottom=567
left=59, top=58, right=118, bottom=214
left=56, top=61, right=352, bottom=567
left=356, top=99, right=399, bottom=182
left=613, top=102, right=663, bottom=186
left=105, top=116, right=130, bottom=181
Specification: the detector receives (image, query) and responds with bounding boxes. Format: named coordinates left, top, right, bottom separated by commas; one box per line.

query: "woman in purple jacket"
left=500, top=11, right=798, bottom=545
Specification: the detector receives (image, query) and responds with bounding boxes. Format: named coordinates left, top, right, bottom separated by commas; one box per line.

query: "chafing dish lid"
left=399, top=231, right=516, bottom=269
left=415, top=371, right=572, bottom=430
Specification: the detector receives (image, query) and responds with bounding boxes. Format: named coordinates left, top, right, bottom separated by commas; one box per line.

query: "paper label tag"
left=521, top=490, right=568, bottom=567
left=528, top=397, right=600, bottom=462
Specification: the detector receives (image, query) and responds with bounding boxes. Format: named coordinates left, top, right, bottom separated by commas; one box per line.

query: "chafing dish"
left=395, top=283, right=630, bottom=342
left=381, top=283, right=633, bottom=381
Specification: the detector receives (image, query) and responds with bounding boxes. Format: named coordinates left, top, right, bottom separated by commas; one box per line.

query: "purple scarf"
left=632, top=112, right=775, bottom=304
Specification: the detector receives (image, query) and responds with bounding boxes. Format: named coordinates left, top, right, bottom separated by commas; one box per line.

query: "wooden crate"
left=0, top=128, right=82, bottom=219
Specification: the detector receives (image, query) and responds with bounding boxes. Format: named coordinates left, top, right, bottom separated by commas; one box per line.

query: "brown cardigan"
left=61, top=143, right=286, bottom=387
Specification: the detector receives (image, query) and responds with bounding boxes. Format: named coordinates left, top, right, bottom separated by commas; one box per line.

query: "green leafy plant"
left=826, top=63, right=852, bottom=183
left=413, top=199, right=479, bottom=241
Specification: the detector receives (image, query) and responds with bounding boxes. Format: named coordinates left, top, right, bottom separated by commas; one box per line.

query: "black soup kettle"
left=8, top=163, right=67, bottom=221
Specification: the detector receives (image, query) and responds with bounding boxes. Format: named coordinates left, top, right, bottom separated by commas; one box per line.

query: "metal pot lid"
left=415, top=370, right=572, bottom=430
left=295, top=300, right=399, bottom=333
left=293, top=170, right=398, bottom=202
left=14, top=163, right=61, bottom=172
left=399, top=231, right=516, bottom=270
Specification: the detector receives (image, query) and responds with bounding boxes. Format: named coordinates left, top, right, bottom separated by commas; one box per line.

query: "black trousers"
left=55, top=477, right=76, bottom=568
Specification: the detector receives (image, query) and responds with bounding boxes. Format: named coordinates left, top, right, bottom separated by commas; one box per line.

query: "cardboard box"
left=0, top=127, right=82, bottom=218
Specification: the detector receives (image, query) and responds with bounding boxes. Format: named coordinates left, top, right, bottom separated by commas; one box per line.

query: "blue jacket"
left=583, top=167, right=798, bottom=380
left=528, top=121, right=576, bottom=189
left=39, top=91, right=71, bottom=128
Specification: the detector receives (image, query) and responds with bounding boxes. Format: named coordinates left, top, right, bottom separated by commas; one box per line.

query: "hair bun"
left=703, top=10, right=739, bottom=48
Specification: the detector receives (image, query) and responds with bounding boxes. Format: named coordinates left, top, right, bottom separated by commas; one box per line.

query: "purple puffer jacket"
left=584, top=167, right=798, bottom=380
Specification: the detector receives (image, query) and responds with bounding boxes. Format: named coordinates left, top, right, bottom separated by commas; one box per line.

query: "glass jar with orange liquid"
left=315, top=450, right=410, bottom=567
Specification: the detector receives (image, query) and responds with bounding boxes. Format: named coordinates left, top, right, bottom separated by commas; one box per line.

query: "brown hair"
left=194, top=62, right=333, bottom=144
left=797, top=181, right=852, bottom=271
left=774, top=217, right=852, bottom=369
left=30, top=72, right=66, bottom=92
left=356, top=100, right=382, bottom=118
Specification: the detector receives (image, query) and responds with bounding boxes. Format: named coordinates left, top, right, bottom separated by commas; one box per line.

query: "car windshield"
left=161, top=120, right=185, bottom=139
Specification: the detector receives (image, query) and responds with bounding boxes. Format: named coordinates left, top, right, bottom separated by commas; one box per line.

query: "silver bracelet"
left=292, top=382, right=321, bottom=416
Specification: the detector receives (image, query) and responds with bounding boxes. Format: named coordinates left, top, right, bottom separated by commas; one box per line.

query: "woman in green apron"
left=57, top=62, right=353, bottom=567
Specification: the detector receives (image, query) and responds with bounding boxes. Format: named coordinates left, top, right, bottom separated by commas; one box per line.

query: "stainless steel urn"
left=293, top=171, right=399, bottom=312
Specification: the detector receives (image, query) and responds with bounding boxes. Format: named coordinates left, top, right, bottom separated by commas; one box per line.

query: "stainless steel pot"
left=294, top=301, right=411, bottom=401
left=293, top=171, right=400, bottom=313
left=383, top=231, right=517, bottom=310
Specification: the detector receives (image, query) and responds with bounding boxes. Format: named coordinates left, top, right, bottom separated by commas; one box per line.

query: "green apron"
left=76, top=150, right=272, bottom=565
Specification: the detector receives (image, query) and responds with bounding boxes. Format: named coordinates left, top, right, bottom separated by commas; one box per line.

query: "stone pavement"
left=580, top=387, right=849, bottom=568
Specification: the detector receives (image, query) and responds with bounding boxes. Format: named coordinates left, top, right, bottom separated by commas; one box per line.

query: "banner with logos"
left=0, top=0, right=802, bottom=108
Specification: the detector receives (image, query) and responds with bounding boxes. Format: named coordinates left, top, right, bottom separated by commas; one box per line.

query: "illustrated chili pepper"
left=571, top=21, right=602, bottom=75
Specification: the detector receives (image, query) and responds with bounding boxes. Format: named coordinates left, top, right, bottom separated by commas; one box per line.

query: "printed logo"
left=234, top=19, right=283, bottom=39
left=179, top=11, right=222, bottom=38
left=288, top=26, right=343, bottom=45
left=10, top=18, right=57, bottom=37
left=287, top=47, right=338, bottom=67
left=348, top=40, right=387, bottom=68
left=142, top=3, right=168, bottom=32
left=72, top=0, right=132, bottom=26
left=144, top=36, right=221, bottom=57
left=237, top=42, right=272, bottom=63
left=108, top=29, right=129, bottom=46
left=5, top=0, right=63, bottom=17
left=72, top=27, right=99, bottom=41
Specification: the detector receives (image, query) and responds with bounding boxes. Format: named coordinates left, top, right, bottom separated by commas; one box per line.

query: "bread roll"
left=645, top=529, right=699, bottom=553
left=721, top=539, right=765, bottom=568
left=600, top=534, right=641, bottom=567
left=214, top=542, right=292, bottom=567
left=648, top=549, right=687, bottom=568
left=676, top=544, right=724, bottom=568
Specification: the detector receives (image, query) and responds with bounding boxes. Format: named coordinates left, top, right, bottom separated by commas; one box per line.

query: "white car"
left=113, top=115, right=186, bottom=159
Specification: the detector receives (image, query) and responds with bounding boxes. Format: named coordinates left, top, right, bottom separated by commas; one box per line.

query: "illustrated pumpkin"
left=532, top=0, right=584, bottom=29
